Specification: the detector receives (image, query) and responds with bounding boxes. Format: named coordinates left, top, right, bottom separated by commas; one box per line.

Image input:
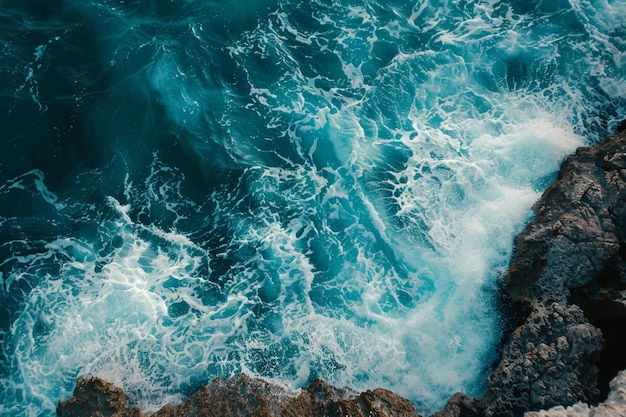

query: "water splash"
left=1, top=0, right=625, bottom=416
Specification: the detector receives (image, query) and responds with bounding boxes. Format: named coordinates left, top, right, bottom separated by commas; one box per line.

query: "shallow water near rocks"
left=1, top=1, right=625, bottom=415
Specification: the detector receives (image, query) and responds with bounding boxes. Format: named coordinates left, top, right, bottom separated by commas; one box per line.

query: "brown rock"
left=290, top=380, right=421, bottom=417
left=58, top=374, right=422, bottom=417
left=56, top=376, right=145, bottom=417
left=152, top=374, right=284, bottom=417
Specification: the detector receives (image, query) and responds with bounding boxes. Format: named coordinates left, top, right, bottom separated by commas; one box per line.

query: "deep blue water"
left=1, top=0, right=625, bottom=415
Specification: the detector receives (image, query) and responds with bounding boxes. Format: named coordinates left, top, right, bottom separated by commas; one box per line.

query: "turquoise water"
left=1, top=1, right=625, bottom=415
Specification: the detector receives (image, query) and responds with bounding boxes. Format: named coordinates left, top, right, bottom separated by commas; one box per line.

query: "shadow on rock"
left=57, top=374, right=423, bottom=417
left=436, top=130, right=626, bottom=417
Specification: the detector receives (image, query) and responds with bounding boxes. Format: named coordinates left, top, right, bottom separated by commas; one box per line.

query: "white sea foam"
left=2, top=1, right=625, bottom=417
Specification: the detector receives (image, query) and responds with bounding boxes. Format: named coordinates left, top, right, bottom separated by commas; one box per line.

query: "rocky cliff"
left=435, top=129, right=626, bottom=417
left=57, top=130, right=626, bottom=417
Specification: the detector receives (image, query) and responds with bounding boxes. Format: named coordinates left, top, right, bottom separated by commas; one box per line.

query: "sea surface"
left=1, top=0, right=625, bottom=415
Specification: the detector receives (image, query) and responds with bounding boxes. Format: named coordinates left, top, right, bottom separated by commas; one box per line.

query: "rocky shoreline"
left=57, top=130, right=626, bottom=417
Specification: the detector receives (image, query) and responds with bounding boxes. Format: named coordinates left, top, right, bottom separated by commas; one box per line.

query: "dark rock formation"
left=504, top=132, right=626, bottom=311
left=436, top=131, right=626, bottom=417
left=525, top=370, right=626, bottom=416
left=56, top=376, right=143, bottom=417
left=481, top=303, right=603, bottom=414
left=58, top=131, right=626, bottom=417
left=57, top=374, right=422, bottom=417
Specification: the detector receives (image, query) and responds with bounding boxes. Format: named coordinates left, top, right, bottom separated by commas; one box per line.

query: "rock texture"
left=57, top=374, right=422, bottom=417
left=480, top=303, right=603, bottom=415
left=56, top=376, right=143, bottom=417
left=524, top=370, right=626, bottom=417
left=503, top=132, right=626, bottom=311
left=58, top=131, right=626, bottom=417
left=435, top=130, right=626, bottom=417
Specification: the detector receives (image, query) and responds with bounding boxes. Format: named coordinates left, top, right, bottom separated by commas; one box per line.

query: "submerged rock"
left=57, top=374, right=422, bottom=417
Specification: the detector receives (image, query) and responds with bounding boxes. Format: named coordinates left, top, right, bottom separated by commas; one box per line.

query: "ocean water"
left=1, top=0, right=625, bottom=415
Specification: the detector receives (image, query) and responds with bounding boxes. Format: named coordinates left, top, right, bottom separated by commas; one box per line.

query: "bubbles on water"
left=2, top=0, right=626, bottom=416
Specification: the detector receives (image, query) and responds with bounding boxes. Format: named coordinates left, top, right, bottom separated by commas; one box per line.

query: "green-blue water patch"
left=1, top=0, right=625, bottom=416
